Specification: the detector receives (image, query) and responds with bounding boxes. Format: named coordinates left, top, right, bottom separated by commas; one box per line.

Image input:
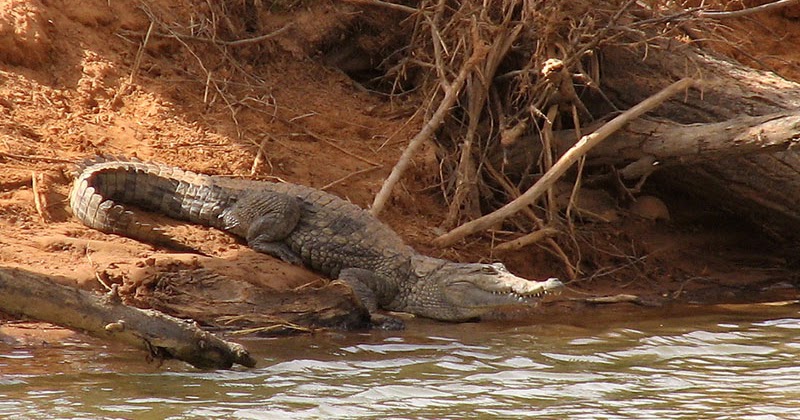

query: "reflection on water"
left=2, top=304, right=800, bottom=419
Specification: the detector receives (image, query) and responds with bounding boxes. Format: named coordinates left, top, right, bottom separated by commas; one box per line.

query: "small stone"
left=630, top=195, right=670, bottom=221
left=104, top=321, right=125, bottom=333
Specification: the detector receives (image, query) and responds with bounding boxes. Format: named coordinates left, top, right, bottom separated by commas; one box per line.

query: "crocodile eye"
left=481, top=266, right=496, bottom=274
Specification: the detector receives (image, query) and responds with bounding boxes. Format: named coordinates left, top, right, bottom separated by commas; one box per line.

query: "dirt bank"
left=1, top=0, right=799, bottom=344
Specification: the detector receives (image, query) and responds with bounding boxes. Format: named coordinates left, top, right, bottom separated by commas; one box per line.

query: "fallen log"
left=488, top=43, right=800, bottom=243
left=550, top=112, right=800, bottom=172
left=0, top=267, right=256, bottom=369
left=601, top=45, right=800, bottom=242
left=497, top=110, right=800, bottom=193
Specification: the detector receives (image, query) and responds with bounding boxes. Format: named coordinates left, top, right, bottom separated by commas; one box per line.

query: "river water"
left=2, top=303, right=800, bottom=419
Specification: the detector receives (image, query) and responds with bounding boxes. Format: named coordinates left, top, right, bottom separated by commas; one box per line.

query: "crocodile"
left=69, top=156, right=563, bottom=328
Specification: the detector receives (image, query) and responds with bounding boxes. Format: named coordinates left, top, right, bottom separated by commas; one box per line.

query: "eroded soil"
left=1, top=0, right=799, bottom=344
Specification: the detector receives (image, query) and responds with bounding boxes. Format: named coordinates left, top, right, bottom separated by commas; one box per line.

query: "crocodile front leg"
left=221, top=191, right=303, bottom=264
left=339, top=268, right=405, bottom=330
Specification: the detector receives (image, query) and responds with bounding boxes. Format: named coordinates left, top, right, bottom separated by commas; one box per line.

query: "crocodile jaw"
left=494, top=273, right=564, bottom=297
left=416, top=261, right=563, bottom=321
left=447, top=273, right=563, bottom=309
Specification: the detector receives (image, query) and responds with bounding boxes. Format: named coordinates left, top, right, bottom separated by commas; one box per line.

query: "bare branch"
left=343, top=0, right=419, bottom=14
left=118, top=22, right=293, bottom=47
left=699, top=0, right=800, bottom=19
left=553, top=111, right=800, bottom=166
left=371, top=42, right=490, bottom=216
left=494, top=227, right=560, bottom=252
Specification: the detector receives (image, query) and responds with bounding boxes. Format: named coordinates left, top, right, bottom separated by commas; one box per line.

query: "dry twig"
left=30, top=171, right=49, bottom=223
left=699, top=0, right=800, bottom=19
left=250, top=136, right=273, bottom=176
left=493, top=227, right=560, bottom=252
left=321, top=165, right=383, bottom=191
left=0, top=152, right=73, bottom=163
left=129, top=21, right=154, bottom=84
left=118, top=23, right=293, bottom=47
left=343, top=0, right=419, bottom=14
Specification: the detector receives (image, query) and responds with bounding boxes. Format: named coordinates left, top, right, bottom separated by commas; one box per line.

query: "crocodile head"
left=401, top=257, right=564, bottom=321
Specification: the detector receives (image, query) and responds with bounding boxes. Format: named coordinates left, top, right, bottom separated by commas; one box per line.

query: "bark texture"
left=495, top=43, right=800, bottom=242
left=0, top=267, right=256, bottom=369
left=599, top=44, right=800, bottom=241
left=553, top=112, right=800, bottom=168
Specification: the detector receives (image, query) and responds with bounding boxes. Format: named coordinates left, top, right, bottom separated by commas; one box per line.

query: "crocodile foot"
left=369, top=313, right=406, bottom=331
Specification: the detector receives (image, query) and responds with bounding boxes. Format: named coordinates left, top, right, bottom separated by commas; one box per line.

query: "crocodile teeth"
left=491, top=290, right=551, bottom=300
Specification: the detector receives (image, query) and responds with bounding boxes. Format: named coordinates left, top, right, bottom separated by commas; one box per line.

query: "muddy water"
left=2, top=304, right=800, bottom=419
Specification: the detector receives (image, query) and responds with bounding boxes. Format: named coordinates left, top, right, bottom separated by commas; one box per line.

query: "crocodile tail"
left=69, top=156, right=235, bottom=246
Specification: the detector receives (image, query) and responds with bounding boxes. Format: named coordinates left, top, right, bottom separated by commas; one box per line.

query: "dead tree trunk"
left=0, top=267, right=256, bottom=369
left=494, top=44, right=800, bottom=242
left=554, top=112, right=800, bottom=170
left=599, top=45, right=800, bottom=242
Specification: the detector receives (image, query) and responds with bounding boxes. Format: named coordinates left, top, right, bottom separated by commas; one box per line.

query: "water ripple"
left=3, top=307, right=800, bottom=418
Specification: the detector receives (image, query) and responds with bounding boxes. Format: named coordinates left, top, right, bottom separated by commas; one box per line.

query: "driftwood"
left=127, top=262, right=372, bottom=333
left=0, top=267, right=256, bottom=369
